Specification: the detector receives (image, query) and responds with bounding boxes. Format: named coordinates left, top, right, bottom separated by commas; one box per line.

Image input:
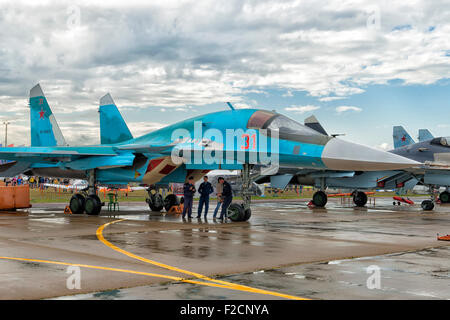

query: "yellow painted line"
left=0, top=256, right=295, bottom=296
left=97, top=219, right=309, bottom=300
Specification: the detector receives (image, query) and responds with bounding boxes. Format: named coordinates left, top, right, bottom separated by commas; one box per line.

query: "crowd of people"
left=182, top=175, right=233, bottom=221
left=3, top=176, right=70, bottom=189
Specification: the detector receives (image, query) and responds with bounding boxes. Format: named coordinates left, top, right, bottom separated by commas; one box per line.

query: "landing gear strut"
left=311, top=177, right=327, bottom=207
left=228, top=164, right=252, bottom=222
left=69, top=169, right=102, bottom=215
left=421, top=186, right=435, bottom=211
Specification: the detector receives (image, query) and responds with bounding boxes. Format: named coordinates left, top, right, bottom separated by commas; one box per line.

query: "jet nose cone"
left=321, top=138, right=420, bottom=171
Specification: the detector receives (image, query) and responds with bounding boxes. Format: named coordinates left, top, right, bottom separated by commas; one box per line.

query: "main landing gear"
left=227, top=163, right=252, bottom=222
left=69, top=170, right=103, bottom=215
left=146, top=186, right=180, bottom=212
left=310, top=190, right=368, bottom=208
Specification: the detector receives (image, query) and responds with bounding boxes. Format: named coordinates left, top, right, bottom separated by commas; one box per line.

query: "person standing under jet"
left=219, top=177, right=233, bottom=221
left=213, top=178, right=223, bottom=219
left=182, top=176, right=196, bottom=219
left=197, top=176, right=214, bottom=219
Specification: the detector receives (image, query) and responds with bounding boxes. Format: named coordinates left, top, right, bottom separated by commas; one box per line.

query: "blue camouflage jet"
left=0, top=84, right=419, bottom=219
left=258, top=118, right=450, bottom=211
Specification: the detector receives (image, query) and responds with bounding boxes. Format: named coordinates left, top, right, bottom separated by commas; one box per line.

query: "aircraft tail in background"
left=29, top=84, right=66, bottom=147
left=418, top=129, right=434, bottom=142
left=393, top=126, right=415, bottom=149
left=99, top=93, right=133, bottom=145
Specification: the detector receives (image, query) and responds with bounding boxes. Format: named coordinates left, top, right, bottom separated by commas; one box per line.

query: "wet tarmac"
left=0, top=197, right=448, bottom=299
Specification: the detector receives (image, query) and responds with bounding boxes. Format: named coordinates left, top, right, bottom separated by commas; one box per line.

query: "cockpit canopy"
left=247, top=110, right=330, bottom=145
left=431, top=137, right=450, bottom=148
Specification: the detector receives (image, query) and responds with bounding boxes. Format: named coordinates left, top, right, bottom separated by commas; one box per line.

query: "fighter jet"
left=256, top=118, right=450, bottom=211
left=0, top=84, right=418, bottom=219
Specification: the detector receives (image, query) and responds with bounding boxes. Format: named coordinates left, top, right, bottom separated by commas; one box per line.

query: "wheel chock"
left=437, top=233, right=450, bottom=241
left=64, top=206, right=72, bottom=215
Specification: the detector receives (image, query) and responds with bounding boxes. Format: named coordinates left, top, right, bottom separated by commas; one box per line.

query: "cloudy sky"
left=0, top=0, right=449, bottom=149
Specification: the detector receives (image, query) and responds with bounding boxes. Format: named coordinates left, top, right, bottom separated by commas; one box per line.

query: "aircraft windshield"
left=247, top=111, right=329, bottom=144
left=437, top=137, right=450, bottom=147
left=266, top=115, right=322, bottom=137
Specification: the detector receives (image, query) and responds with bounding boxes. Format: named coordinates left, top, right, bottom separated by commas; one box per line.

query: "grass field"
left=29, top=187, right=428, bottom=204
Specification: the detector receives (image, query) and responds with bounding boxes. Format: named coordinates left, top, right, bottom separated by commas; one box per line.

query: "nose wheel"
left=421, top=200, right=434, bottom=211
left=312, top=191, right=328, bottom=207
left=352, top=191, right=368, bottom=207
left=421, top=185, right=436, bottom=211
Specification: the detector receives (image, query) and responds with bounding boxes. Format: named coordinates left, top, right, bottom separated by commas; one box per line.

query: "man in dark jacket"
left=218, top=177, right=233, bottom=220
left=197, top=175, right=214, bottom=218
left=182, top=176, right=196, bottom=219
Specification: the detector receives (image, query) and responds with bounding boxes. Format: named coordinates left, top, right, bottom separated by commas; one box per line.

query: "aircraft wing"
left=0, top=146, right=136, bottom=170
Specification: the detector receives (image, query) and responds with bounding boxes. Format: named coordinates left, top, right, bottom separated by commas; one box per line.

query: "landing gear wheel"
left=439, top=191, right=450, bottom=203
left=243, top=208, right=252, bottom=221
left=85, top=195, right=102, bottom=215
left=69, top=194, right=85, bottom=214
left=421, top=200, right=434, bottom=211
left=227, top=203, right=245, bottom=222
left=353, top=191, right=368, bottom=207
left=312, top=191, right=327, bottom=207
left=163, top=194, right=179, bottom=212
left=146, top=187, right=164, bottom=212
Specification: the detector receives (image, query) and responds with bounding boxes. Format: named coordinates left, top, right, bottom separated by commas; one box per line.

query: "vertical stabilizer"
left=393, top=126, right=415, bottom=149
left=99, top=94, right=133, bottom=145
left=29, top=84, right=66, bottom=147
left=418, top=129, right=434, bottom=142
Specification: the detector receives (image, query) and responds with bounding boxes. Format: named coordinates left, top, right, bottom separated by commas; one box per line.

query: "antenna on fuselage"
left=226, top=102, right=235, bottom=111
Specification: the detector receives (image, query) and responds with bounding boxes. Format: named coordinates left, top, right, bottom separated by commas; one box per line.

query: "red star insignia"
left=401, top=136, right=406, bottom=142
left=39, top=108, right=45, bottom=119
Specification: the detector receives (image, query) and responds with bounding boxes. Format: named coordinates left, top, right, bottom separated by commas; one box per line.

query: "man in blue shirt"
left=182, top=176, right=196, bottom=219
left=197, top=175, right=214, bottom=218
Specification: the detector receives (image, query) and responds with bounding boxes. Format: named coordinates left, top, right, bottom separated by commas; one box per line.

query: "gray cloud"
left=0, top=0, right=449, bottom=145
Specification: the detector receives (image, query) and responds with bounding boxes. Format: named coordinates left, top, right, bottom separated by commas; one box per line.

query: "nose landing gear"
left=421, top=186, right=436, bottom=211
left=228, top=163, right=252, bottom=222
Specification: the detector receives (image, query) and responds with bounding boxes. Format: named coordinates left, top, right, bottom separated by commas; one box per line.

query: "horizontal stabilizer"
left=99, top=94, right=133, bottom=145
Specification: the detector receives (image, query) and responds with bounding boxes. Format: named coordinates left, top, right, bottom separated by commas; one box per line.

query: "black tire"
left=421, top=200, right=434, bottom=211
left=164, top=194, right=179, bottom=212
left=227, top=203, right=245, bottom=222
left=393, top=201, right=396, bottom=205
left=439, top=191, right=450, bottom=203
left=312, top=191, right=327, bottom=207
left=69, top=194, right=85, bottom=214
left=148, top=193, right=164, bottom=212
left=353, top=191, right=368, bottom=207
left=85, top=194, right=102, bottom=215
left=243, top=208, right=252, bottom=221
